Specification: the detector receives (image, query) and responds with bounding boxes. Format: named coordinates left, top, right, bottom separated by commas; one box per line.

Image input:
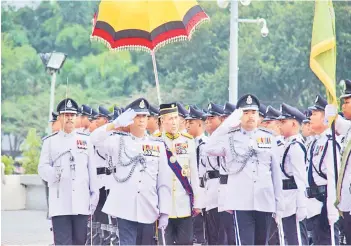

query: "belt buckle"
left=106, top=168, right=111, bottom=175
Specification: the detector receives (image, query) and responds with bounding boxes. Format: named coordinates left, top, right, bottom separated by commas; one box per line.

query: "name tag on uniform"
left=142, top=144, right=160, bottom=157
left=175, top=143, right=188, bottom=155
left=77, top=139, right=87, bottom=149
left=257, top=137, right=272, bottom=148
left=313, top=145, right=324, bottom=156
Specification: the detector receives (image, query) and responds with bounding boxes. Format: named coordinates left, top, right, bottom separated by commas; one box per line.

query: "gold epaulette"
left=181, top=132, right=193, bottom=139
left=153, top=132, right=162, bottom=137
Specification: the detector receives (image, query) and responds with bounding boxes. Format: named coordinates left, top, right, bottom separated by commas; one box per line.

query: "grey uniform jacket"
left=204, top=127, right=284, bottom=216
left=38, top=130, right=99, bottom=217
left=90, top=125, right=173, bottom=224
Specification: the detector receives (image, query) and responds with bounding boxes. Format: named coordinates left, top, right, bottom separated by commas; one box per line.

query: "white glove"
left=158, top=213, right=169, bottom=229
left=113, top=108, right=136, bottom=128
left=296, top=207, right=307, bottom=222
left=211, top=108, right=243, bottom=138
left=89, top=192, right=99, bottom=214
left=324, top=104, right=338, bottom=125
left=274, top=212, right=282, bottom=224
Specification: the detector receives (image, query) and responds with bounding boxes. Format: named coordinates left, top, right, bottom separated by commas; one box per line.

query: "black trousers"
left=117, top=217, right=155, bottom=245
left=193, top=210, right=206, bottom=244
left=309, top=214, right=340, bottom=245
left=268, top=214, right=309, bottom=245
left=52, top=214, right=89, bottom=245
left=204, top=208, right=220, bottom=245
left=93, top=187, right=109, bottom=225
left=218, top=211, right=236, bottom=245
left=160, top=216, right=193, bottom=245
left=342, top=212, right=351, bottom=245
left=234, top=210, right=272, bottom=245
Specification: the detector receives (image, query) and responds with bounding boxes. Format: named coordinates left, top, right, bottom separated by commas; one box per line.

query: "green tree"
left=1, top=155, right=14, bottom=175
left=20, top=128, right=42, bottom=174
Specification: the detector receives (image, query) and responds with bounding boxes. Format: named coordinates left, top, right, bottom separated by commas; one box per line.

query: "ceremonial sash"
left=335, top=138, right=351, bottom=209
left=163, top=142, right=194, bottom=211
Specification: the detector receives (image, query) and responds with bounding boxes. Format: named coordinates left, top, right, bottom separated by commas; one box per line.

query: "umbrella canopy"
left=91, top=0, right=209, bottom=52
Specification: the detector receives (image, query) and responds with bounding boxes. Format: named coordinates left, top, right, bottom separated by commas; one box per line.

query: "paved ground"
left=1, top=210, right=52, bottom=245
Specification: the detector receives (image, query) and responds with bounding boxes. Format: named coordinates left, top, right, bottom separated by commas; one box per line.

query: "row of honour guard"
left=38, top=80, right=351, bottom=246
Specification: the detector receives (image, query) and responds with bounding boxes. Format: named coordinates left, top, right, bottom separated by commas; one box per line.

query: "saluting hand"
left=113, top=108, right=137, bottom=128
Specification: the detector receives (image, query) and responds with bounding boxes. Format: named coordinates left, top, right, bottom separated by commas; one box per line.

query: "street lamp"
left=39, top=52, right=67, bottom=134
left=217, top=0, right=269, bottom=103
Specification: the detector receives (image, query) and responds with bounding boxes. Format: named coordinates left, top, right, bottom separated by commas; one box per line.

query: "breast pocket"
left=256, top=148, right=272, bottom=169
left=145, top=158, right=159, bottom=178
left=75, top=149, right=89, bottom=180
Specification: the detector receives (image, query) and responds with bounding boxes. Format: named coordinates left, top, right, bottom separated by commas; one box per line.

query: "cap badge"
left=139, top=100, right=145, bottom=109
left=171, top=104, right=175, bottom=108
left=67, top=100, right=72, bottom=108
left=246, top=95, right=253, bottom=105
left=266, top=106, right=270, bottom=113
left=315, top=96, right=319, bottom=103
left=208, top=104, right=212, bottom=110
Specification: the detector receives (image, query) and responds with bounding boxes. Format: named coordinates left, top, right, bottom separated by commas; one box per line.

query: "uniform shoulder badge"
left=258, top=127, right=273, bottom=135
left=77, top=132, right=89, bottom=136
left=228, top=126, right=240, bottom=134
left=181, top=132, right=193, bottom=139
left=153, top=132, right=162, bottom=137
left=42, top=131, right=58, bottom=141
left=110, top=131, right=129, bottom=136
left=149, top=136, right=165, bottom=143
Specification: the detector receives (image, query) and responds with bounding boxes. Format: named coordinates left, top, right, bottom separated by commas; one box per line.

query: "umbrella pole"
left=151, top=51, right=162, bottom=104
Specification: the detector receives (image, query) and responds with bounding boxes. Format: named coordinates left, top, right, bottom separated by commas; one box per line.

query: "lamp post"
left=218, top=0, right=269, bottom=103
left=39, top=52, right=67, bottom=134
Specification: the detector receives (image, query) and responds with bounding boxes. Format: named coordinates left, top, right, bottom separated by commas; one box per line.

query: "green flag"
left=310, top=0, right=337, bottom=112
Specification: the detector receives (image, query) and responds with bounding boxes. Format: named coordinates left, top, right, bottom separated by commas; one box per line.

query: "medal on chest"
left=181, top=161, right=191, bottom=177
left=142, top=144, right=160, bottom=157
left=77, top=139, right=87, bottom=149
left=256, top=137, right=272, bottom=148
left=175, top=142, right=188, bottom=155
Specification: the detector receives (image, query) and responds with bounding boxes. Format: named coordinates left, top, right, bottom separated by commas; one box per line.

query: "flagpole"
left=331, top=121, right=338, bottom=187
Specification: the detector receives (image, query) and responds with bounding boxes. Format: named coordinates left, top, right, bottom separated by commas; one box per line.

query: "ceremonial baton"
left=296, top=217, right=302, bottom=246
left=161, top=228, right=166, bottom=246
left=331, top=222, right=336, bottom=246
left=277, top=217, right=285, bottom=246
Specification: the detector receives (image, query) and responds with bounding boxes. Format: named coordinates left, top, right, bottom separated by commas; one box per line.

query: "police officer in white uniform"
left=177, top=102, right=190, bottom=134
left=79, top=105, right=93, bottom=134
left=90, top=98, right=173, bottom=245
left=156, top=102, right=201, bottom=245
left=205, top=94, right=284, bottom=245
left=186, top=106, right=207, bottom=244
left=306, top=95, right=340, bottom=245
left=277, top=103, right=309, bottom=245
left=204, top=102, right=236, bottom=245
left=147, top=104, right=160, bottom=136
left=38, top=98, right=99, bottom=245
left=325, top=81, right=351, bottom=245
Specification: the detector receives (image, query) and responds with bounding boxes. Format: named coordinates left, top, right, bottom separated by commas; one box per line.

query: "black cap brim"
left=340, top=94, right=351, bottom=99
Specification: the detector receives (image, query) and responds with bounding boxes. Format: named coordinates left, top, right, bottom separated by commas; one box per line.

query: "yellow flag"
left=310, top=0, right=337, bottom=124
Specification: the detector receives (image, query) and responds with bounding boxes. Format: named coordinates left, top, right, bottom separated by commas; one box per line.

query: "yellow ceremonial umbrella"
left=91, top=0, right=209, bottom=104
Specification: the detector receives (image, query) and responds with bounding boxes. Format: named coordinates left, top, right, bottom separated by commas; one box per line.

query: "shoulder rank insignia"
left=110, top=131, right=129, bottom=136
left=258, top=127, right=274, bottom=135
left=277, top=140, right=284, bottom=146
left=42, top=132, right=58, bottom=141
left=228, top=126, right=240, bottom=134
left=181, top=132, right=193, bottom=139
left=77, top=132, right=89, bottom=136
left=153, top=132, right=162, bottom=137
